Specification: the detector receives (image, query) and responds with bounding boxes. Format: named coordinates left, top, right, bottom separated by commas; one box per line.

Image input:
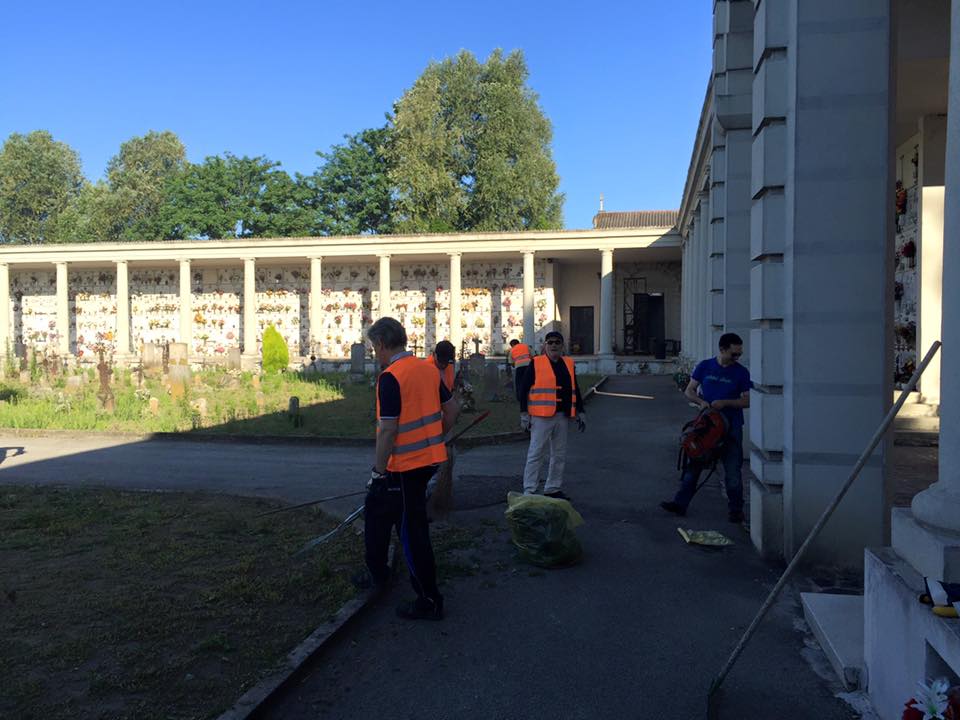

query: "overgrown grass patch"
left=0, top=485, right=365, bottom=720
left=0, top=367, right=601, bottom=439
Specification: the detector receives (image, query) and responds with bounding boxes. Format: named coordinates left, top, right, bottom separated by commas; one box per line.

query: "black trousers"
left=364, top=465, right=441, bottom=602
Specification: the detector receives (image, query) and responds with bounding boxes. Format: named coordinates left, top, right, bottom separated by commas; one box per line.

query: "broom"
left=428, top=410, right=490, bottom=520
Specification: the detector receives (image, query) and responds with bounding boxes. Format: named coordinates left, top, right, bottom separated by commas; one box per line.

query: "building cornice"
left=0, top=227, right=681, bottom=265
left=677, top=75, right=715, bottom=237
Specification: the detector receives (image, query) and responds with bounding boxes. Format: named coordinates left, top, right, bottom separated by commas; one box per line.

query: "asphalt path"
left=0, top=376, right=866, bottom=718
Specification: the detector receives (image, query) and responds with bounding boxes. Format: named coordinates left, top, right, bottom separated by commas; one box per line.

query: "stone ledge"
left=865, top=547, right=960, bottom=720
left=892, top=507, right=960, bottom=583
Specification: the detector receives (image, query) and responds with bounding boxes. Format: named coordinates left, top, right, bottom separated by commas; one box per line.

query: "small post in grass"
left=288, top=396, right=303, bottom=427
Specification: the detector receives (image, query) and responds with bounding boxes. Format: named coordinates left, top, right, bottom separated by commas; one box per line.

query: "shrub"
left=261, top=325, right=289, bottom=374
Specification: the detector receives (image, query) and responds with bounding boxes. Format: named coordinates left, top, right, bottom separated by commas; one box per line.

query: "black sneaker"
left=728, top=510, right=745, bottom=524
left=544, top=490, right=570, bottom=501
left=660, top=501, right=686, bottom=517
left=396, top=596, right=444, bottom=621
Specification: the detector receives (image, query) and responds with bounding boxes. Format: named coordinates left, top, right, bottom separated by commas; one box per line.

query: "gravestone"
left=350, top=343, right=366, bottom=384
left=168, top=364, right=192, bottom=387
left=255, top=392, right=265, bottom=414
left=251, top=375, right=261, bottom=390
left=191, top=397, right=208, bottom=420
left=65, top=375, right=83, bottom=394
left=484, top=363, right=501, bottom=402
left=148, top=397, right=159, bottom=416
left=469, top=353, right=486, bottom=381
left=168, top=342, right=188, bottom=366
left=288, top=396, right=303, bottom=427
left=225, top=347, right=242, bottom=370
left=142, top=344, right=163, bottom=374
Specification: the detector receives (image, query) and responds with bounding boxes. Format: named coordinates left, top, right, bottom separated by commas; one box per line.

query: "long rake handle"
left=708, top=340, right=942, bottom=700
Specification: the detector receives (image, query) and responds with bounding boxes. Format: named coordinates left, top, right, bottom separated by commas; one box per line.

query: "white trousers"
left=522, top=414, right=570, bottom=493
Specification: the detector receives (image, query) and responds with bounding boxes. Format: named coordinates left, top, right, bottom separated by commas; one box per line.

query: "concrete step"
left=801, top=592, right=866, bottom=690
left=896, top=401, right=940, bottom=419
left=894, top=390, right=922, bottom=405
left=895, top=415, right=941, bottom=434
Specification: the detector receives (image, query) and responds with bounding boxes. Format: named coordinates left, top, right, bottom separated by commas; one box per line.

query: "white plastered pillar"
left=178, top=259, right=192, bottom=353
left=599, top=248, right=615, bottom=373
left=242, top=258, right=257, bottom=367
left=309, top=256, right=322, bottom=355
left=56, top=261, right=70, bottom=357
left=115, top=260, right=130, bottom=360
left=448, top=252, right=462, bottom=355
left=378, top=254, right=391, bottom=319
left=0, top=263, right=9, bottom=362
left=907, top=0, right=960, bottom=563
left=522, top=250, right=535, bottom=346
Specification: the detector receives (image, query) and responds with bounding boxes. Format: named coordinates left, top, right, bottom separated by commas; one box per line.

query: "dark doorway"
left=569, top=306, right=594, bottom=355
left=626, top=293, right=665, bottom=355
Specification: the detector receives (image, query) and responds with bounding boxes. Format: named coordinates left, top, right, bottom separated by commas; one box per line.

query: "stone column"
left=522, top=251, right=535, bottom=347
left=680, top=237, right=688, bottom=357
left=448, top=252, right=462, bottom=354
left=713, top=0, right=754, bottom=354
left=748, top=0, right=789, bottom=559
left=905, top=0, right=960, bottom=570
left=918, top=115, right=946, bottom=406
left=0, top=263, right=9, bottom=362
left=698, top=195, right=712, bottom=359
left=178, top=259, right=192, bottom=352
left=378, top=254, right=391, bottom=318
left=115, top=260, right=130, bottom=360
left=599, top=249, right=614, bottom=372
left=780, top=0, right=893, bottom=566
left=242, top=258, right=257, bottom=367
left=309, top=256, right=322, bottom=355
left=55, top=261, right=70, bottom=357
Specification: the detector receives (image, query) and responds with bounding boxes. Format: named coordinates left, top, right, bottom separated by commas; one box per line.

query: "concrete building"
left=678, top=1, right=958, bottom=715
left=0, top=224, right=681, bottom=375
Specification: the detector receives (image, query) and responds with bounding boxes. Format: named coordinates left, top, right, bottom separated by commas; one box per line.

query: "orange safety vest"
left=377, top=354, right=448, bottom=471
left=527, top=355, right=577, bottom=418
left=428, top=355, right=455, bottom=392
left=510, top=343, right=532, bottom=368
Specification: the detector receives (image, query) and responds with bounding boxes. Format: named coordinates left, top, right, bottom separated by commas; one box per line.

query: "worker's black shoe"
left=544, top=490, right=570, bottom=501
left=728, top=509, right=745, bottom=524
left=396, top=596, right=444, bottom=621
left=660, top=501, right=686, bottom=517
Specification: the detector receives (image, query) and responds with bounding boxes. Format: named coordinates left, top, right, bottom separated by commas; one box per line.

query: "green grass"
left=0, top=485, right=364, bottom=720
left=0, top=368, right=602, bottom=439
left=0, top=485, right=490, bottom=720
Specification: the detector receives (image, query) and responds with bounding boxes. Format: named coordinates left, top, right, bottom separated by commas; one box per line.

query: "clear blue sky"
left=0, top=1, right=711, bottom=230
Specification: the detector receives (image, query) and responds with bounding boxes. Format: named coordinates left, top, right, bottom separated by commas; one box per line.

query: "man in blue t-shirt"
left=661, top=332, right=752, bottom=523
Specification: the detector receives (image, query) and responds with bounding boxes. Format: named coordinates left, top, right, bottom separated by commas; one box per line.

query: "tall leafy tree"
left=106, top=130, right=187, bottom=240
left=388, top=49, right=564, bottom=233
left=158, top=153, right=312, bottom=239
left=309, top=127, right=395, bottom=235
left=0, top=131, right=84, bottom=244
left=49, top=181, right=125, bottom=243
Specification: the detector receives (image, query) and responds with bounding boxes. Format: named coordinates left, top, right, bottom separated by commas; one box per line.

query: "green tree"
left=49, top=181, right=124, bottom=243
left=388, top=50, right=564, bottom=233
left=106, top=130, right=187, bottom=240
left=310, top=127, right=394, bottom=235
left=0, top=131, right=84, bottom=244
left=158, top=154, right=311, bottom=239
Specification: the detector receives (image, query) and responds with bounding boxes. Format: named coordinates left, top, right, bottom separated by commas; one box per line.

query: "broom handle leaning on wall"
left=708, top=340, right=942, bottom=703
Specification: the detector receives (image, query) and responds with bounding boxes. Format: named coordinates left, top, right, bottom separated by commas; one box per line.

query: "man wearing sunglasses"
left=661, top=332, right=751, bottom=523
left=518, top=331, right=585, bottom=500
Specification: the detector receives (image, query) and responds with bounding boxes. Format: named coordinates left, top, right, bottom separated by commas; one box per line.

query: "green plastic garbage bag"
left=504, top=492, right=585, bottom=568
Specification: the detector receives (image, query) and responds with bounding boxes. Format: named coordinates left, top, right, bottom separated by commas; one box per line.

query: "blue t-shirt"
left=692, top=358, right=752, bottom=427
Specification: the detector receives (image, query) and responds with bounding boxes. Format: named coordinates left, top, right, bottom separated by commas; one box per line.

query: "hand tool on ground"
left=295, top=503, right=365, bottom=557
left=705, top=340, right=941, bottom=719
left=254, top=489, right=367, bottom=518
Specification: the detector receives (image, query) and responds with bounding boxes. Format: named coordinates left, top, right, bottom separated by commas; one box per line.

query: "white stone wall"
left=6, top=258, right=558, bottom=363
